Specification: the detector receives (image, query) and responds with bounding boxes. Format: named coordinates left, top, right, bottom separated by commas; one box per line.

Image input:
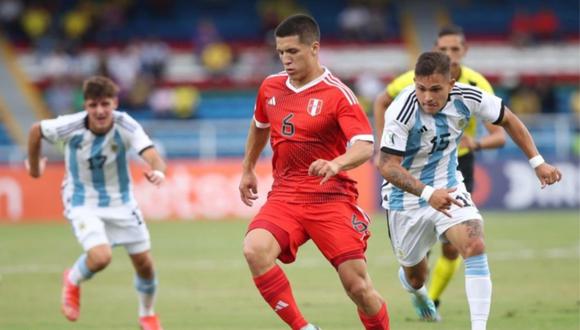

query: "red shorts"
left=247, top=200, right=372, bottom=269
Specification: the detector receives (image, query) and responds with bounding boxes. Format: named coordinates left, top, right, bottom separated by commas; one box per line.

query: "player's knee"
left=442, top=243, right=460, bottom=259
left=344, top=277, right=373, bottom=303
left=87, top=250, right=112, bottom=271
left=86, top=244, right=112, bottom=271
left=133, top=255, right=155, bottom=276
left=461, top=239, right=486, bottom=258
left=242, top=241, right=272, bottom=268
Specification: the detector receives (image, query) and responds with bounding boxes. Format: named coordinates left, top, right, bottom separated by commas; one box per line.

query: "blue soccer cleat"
left=411, top=294, right=441, bottom=322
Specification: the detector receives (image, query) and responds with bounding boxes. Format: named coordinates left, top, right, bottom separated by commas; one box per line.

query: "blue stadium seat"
left=196, top=92, right=255, bottom=119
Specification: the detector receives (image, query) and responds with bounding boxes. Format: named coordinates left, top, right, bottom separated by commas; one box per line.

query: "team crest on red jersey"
left=307, top=98, right=323, bottom=116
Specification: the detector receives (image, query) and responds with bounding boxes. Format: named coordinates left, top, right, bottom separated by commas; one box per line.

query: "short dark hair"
left=437, top=25, right=465, bottom=43
left=82, top=76, right=119, bottom=100
left=415, top=52, right=451, bottom=77
left=274, top=14, right=320, bottom=44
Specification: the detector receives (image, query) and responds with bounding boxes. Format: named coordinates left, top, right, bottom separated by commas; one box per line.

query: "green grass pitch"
left=0, top=211, right=578, bottom=329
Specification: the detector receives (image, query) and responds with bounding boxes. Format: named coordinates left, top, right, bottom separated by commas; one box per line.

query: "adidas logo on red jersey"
left=268, top=97, right=276, bottom=106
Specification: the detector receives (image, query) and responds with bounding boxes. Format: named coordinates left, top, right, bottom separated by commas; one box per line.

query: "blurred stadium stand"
left=0, top=0, right=578, bottom=162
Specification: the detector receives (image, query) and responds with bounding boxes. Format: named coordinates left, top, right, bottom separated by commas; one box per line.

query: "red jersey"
left=253, top=68, right=374, bottom=203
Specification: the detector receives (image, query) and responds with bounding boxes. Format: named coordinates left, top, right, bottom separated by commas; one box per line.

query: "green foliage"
left=0, top=211, right=578, bottom=329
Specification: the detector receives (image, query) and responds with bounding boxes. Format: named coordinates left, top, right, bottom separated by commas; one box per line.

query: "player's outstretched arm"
left=378, top=151, right=462, bottom=217
left=239, top=121, right=270, bottom=206
left=462, top=122, right=506, bottom=151
left=480, top=122, right=506, bottom=149
left=26, top=122, right=46, bottom=178
left=309, top=140, right=373, bottom=184
left=141, top=147, right=167, bottom=186
left=497, top=107, right=562, bottom=187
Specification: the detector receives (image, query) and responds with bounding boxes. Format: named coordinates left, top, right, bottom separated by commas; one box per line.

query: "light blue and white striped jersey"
left=380, top=82, right=504, bottom=211
left=41, top=111, right=153, bottom=211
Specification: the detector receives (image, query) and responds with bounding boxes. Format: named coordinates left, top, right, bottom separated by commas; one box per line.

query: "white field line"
left=0, top=245, right=578, bottom=275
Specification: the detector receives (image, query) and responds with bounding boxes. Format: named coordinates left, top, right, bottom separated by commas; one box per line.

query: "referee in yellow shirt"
left=374, top=25, right=506, bottom=317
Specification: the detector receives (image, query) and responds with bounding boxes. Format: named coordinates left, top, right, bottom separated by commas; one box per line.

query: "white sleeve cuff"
left=349, top=134, right=374, bottom=146
left=253, top=116, right=270, bottom=128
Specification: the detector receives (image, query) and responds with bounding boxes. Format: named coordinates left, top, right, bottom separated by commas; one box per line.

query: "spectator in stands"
left=20, top=3, right=50, bottom=42
left=61, top=2, right=93, bottom=49
left=93, top=1, right=129, bottom=45
left=533, top=7, right=560, bottom=42
left=149, top=88, right=174, bottom=118
left=571, top=89, right=580, bottom=114
left=510, top=8, right=533, bottom=47
left=201, top=42, right=234, bottom=77
left=44, top=76, right=77, bottom=116
left=194, top=19, right=221, bottom=56
left=194, top=19, right=234, bottom=77
left=67, top=47, right=99, bottom=78
left=20, top=3, right=53, bottom=54
left=43, top=47, right=72, bottom=79
left=106, top=43, right=141, bottom=94
left=339, top=1, right=387, bottom=42
left=366, top=3, right=388, bottom=41
left=127, top=73, right=154, bottom=112
left=173, top=86, right=200, bottom=119
left=511, top=6, right=561, bottom=46
left=140, top=37, right=169, bottom=82
left=0, top=0, right=23, bottom=40
left=509, top=83, right=541, bottom=115
left=354, top=71, right=384, bottom=114
left=338, top=1, right=371, bottom=41
left=534, top=78, right=557, bottom=113
left=256, top=0, right=305, bottom=40
left=571, top=89, right=580, bottom=157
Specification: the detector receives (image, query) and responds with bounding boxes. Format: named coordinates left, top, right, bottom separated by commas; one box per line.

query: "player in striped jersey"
left=26, top=76, right=165, bottom=330
left=373, top=25, right=506, bottom=314
left=378, top=52, right=561, bottom=330
left=240, top=14, right=389, bottom=330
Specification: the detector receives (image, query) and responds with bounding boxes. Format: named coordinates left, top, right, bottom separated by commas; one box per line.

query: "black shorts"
left=458, top=152, right=475, bottom=193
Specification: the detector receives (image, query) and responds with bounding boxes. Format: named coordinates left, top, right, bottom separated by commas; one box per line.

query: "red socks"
left=253, top=265, right=308, bottom=330
left=358, top=302, right=390, bottom=330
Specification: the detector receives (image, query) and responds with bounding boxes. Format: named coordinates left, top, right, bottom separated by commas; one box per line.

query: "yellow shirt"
left=385, top=66, right=494, bottom=157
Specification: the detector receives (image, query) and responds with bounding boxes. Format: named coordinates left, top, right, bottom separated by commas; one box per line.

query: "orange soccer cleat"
left=61, top=269, right=81, bottom=321
left=139, top=314, right=164, bottom=330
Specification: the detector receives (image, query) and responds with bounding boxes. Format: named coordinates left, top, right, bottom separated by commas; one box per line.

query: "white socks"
left=398, top=267, right=429, bottom=298
left=68, top=254, right=94, bottom=285
left=135, top=275, right=157, bottom=317
left=464, top=255, right=492, bottom=330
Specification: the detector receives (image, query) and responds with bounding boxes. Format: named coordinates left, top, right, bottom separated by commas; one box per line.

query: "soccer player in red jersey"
left=239, top=14, right=390, bottom=330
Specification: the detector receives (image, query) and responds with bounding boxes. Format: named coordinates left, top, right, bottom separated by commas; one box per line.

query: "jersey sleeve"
left=474, top=89, right=505, bottom=125
left=40, top=118, right=65, bottom=144
left=386, top=70, right=415, bottom=99
left=39, top=113, right=85, bottom=144
left=380, top=89, right=414, bottom=155
left=117, top=113, right=154, bottom=153
left=336, top=97, right=374, bottom=146
left=253, top=82, right=270, bottom=128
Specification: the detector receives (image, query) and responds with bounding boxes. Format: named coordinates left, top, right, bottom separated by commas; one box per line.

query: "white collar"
left=285, top=67, right=329, bottom=93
